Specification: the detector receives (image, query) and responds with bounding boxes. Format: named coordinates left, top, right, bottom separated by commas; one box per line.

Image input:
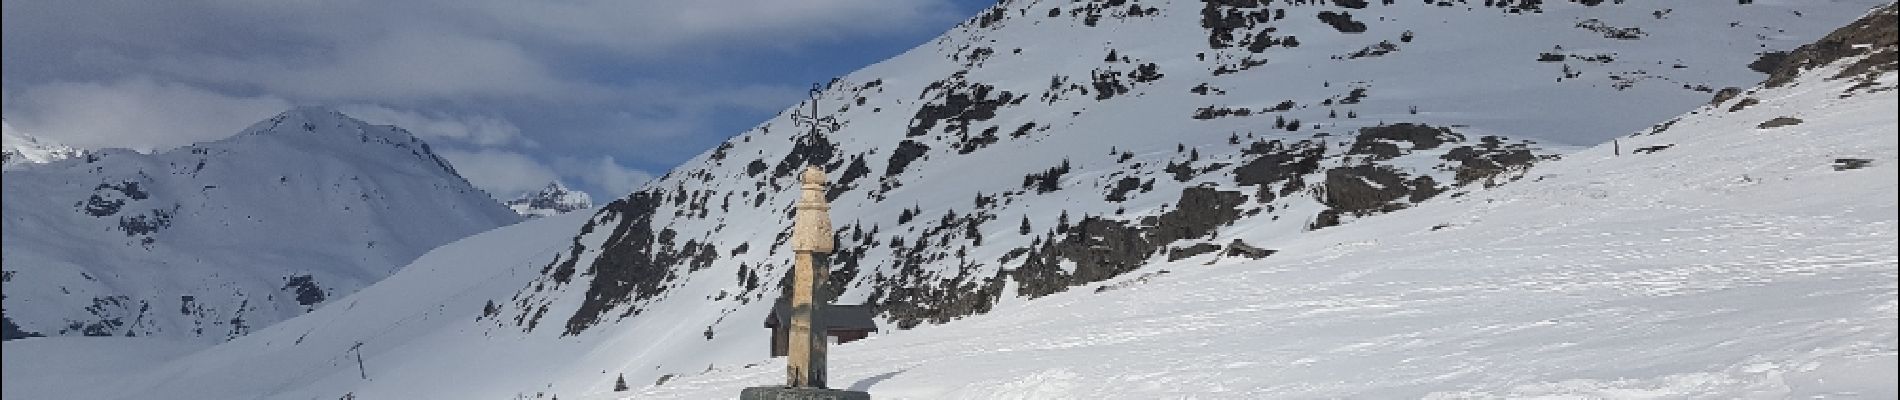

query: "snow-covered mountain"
left=508, top=181, right=595, bottom=218
left=0, top=107, right=520, bottom=342
left=4, top=1, right=1894, bottom=399
left=2, top=119, right=86, bottom=170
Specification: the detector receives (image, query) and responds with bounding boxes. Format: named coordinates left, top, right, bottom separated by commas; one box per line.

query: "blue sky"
left=2, top=0, right=995, bottom=200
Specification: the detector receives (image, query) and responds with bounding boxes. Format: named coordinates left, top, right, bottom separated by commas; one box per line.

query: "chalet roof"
left=765, top=299, right=878, bottom=331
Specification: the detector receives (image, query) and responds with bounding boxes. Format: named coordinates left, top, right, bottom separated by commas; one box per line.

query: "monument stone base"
left=739, top=386, right=870, bottom=400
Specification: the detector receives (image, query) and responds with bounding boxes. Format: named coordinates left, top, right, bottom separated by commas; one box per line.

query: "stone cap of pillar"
left=793, top=166, right=835, bottom=253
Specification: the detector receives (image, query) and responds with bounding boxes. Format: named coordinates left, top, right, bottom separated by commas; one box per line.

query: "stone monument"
left=739, top=167, right=869, bottom=400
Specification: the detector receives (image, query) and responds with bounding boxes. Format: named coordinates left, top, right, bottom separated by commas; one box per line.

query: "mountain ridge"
left=1, top=107, right=520, bottom=342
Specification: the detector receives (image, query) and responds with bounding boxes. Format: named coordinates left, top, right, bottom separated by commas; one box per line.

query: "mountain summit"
left=0, top=107, right=519, bottom=342
left=508, top=181, right=595, bottom=218
left=1, top=119, right=85, bottom=170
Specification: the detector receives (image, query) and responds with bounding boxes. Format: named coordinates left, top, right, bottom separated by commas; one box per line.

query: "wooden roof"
left=764, top=299, right=878, bottom=331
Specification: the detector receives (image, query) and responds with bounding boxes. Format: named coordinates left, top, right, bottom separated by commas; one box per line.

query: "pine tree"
left=615, top=374, right=629, bottom=392
left=1057, top=210, right=1072, bottom=234
left=1019, top=216, right=1032, bottom=235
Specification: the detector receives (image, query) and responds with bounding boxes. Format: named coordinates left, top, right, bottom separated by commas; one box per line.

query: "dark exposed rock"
left=745, top=159, right=768, bottom=177
left=1013, top=187, right=1245, bottom=298
left=1834, top=158, right=1874, bottom=171
left=1193, top=106, right=1254, bottom=119
left=1092, top=69, right=1132, bottom=100
left=1441, top=136, right=1542, bottom=186
left=80, top=181, right=149, bottom=217
left=1748, top=51, right=1791, bottom=74
left=1576, top=18, right=1645, bottom=40
left=886, top=140, right=931, bottom=177
left=955, top=126, right=1003, bottom=154
left=909, top=77, right=1015, bottom=138
left=1709, top=87, right=1744, bottom=106
left=1317, top=11, right=1367, bottom=33
left=1010, top=122, right=1039, bottom=138
left=281, top=275, right=327, bottom=308
left=1168, top=243, right=1222, bottom=261
left=830, top=155, right=873, bottom=202
left=1106, top=177, right=1143, bottom=202
left=1757, top=117, right=1805, bottom=129
left=1728, top=97, right=1762, bottom=112
left=1234, top=141, right=1324, bottom=187
left=1763, top=3, right=1897, bottom=88
left=773, top=132, right=838, bottom=180
left=555, top=191, right=720, bottom=335
left=1223, top=239, right=1276, bottom=259
left=1632, top=144, right=1674, bottom=154
left=2, top=271, right=42, bottom=341
left=1166, top=160, right=1197, bottom=182
left=118, top=208, right=175, bottom=236
left=1311, top=165, right=1418, bottom=229
left=1345, top=40, right=1400, bottom=58
left=1348, top=123, right=1460, bottom=160
left=1133, top=63, right=1165, bottom=83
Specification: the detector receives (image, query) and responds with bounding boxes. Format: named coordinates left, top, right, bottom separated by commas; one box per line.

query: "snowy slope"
left=508, top=181, right=595, bottom=218
left=0, top=107, right=520, bottom=342
left=8, top=1, right=1890, bottom=399
left=631, top=30, right=1899, bottom=398
left=1, top=119, right=85, bottom=170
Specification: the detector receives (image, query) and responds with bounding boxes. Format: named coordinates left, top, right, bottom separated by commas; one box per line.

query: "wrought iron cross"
left=790, top=83, right=841, bottom=136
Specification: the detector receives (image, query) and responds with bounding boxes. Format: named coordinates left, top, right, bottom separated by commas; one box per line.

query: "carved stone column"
left=788, top=166, right=834, bottom=388
left=742, top=166, right=868, bottom=399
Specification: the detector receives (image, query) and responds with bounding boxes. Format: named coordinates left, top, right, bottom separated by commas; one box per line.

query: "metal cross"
left=790, top=82, right=841, bottom=135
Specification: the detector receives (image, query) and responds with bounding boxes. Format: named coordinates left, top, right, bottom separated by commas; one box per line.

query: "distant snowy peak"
left=229, top=106, right=465, bottom=179
left=1, top=107, right=520, bottom=342
left=508, top=181, right=594, bottom=218
left=1, top=119, right=85, bottom=170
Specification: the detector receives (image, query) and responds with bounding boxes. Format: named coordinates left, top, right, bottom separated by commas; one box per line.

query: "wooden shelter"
left=763, top=299, right=877, bottom=357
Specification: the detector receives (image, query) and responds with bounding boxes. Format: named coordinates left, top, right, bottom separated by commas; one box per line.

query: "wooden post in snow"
left=350, top=342, right=367, bottom=380
left=787, top=166, right=835, bottom=389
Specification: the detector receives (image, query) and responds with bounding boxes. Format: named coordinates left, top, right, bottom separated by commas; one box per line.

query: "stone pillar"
left=788, top=166, right=834, bottom=389
left=744, top=167, right=867, bottom=399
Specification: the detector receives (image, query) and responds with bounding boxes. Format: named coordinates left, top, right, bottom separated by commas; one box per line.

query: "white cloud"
left=338, top=104, right=531, bottom=147
left=466, top=0, right=962, bottom=57
left=153, top=31, right=594, bottom=102
left=3, top=77, right=291, bottom=151
left=435, top=149, right=561, bottom=199
left=554, top=155, right=655, bottom=199
left=4, top=0, right=958, bottom=105
left=1, top=0, right=967, bottom=184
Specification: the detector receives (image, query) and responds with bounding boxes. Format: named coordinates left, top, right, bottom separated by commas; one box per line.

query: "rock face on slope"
left=1760, top=3, right=1898, bottom=89
left=492, top=0, right=1881, bottom=345
left=0, top=107, right=520, bottom=341
left=508, top=181, right=595, bottom=218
